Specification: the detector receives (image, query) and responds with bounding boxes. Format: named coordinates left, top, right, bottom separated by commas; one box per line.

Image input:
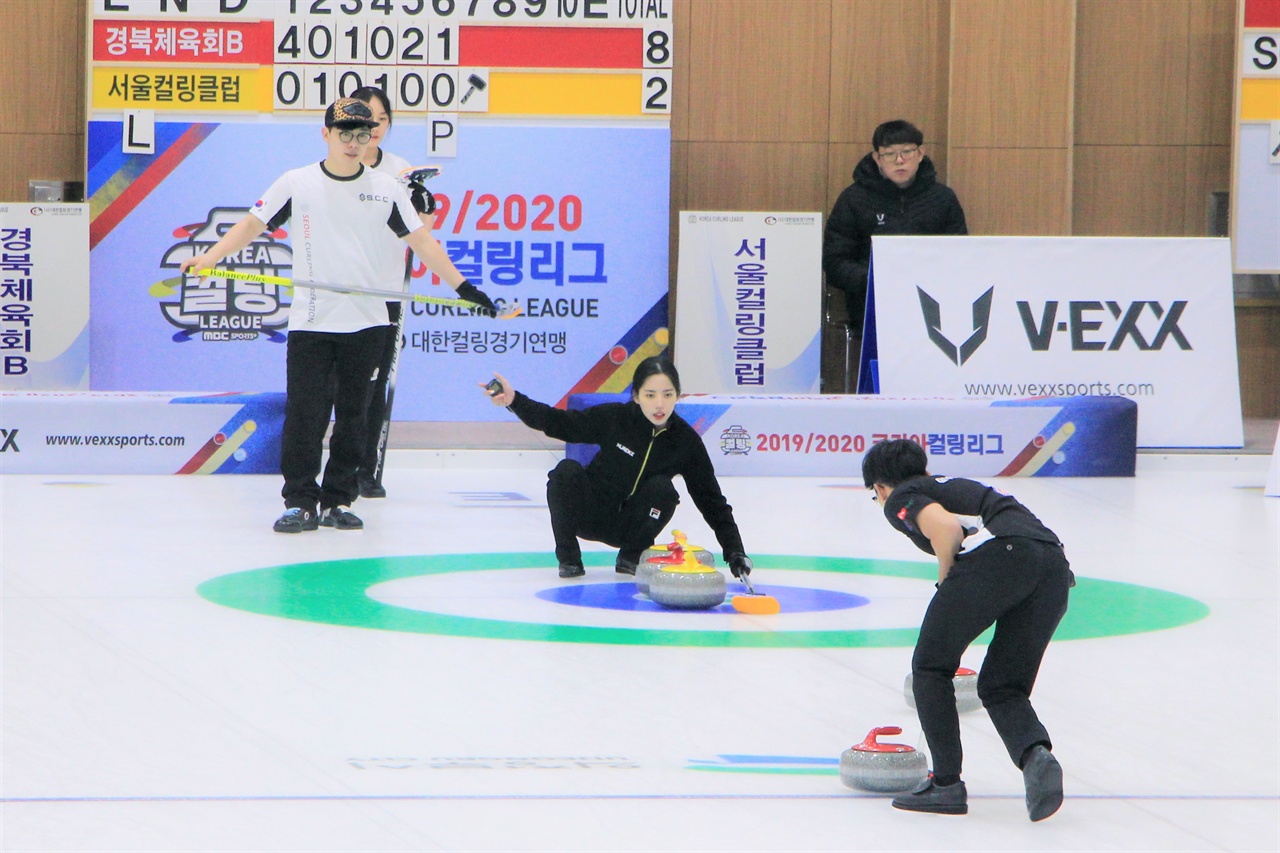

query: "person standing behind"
left=862, top=438, right=1072, bottom=821
left=180, top=97, right=497, bottom=533
left=350, top=86, right=426, bottom=500
left=822, top=120, right=967, bottom=388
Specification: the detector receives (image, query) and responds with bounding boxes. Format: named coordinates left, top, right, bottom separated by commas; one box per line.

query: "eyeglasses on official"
left=337, top=129, right=372, bottom=144
left=877, top=146, right=920, bottom=162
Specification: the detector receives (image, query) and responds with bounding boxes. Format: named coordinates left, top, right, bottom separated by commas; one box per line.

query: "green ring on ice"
left=196, top=552, right=1209, bottom=647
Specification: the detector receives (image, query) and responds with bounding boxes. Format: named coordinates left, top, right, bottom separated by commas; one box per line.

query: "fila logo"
left=917, top=286, right=994, bottom=365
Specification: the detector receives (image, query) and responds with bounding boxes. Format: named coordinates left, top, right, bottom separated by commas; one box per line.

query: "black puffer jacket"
left=508, top=392, right=746, bottom=558
left=823, top=153, right=968, bottom=327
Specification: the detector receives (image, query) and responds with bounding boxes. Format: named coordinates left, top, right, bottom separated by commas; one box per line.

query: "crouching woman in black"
left=482, top=356, right=753, bottom=580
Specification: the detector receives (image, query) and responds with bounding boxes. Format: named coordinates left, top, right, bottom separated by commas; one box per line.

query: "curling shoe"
left=558, top=562, right=586, bottom=579
left=1021, top=745, right=1063, bottom=822
left=614, top=550, right=641, bottom=576
left=273, top=507, right=318, bottom=533
left=358, top=474, right=386, bottom=499
left=891, top=777, right=968, bottom=816
left=320, top=506, right=364, bottom=530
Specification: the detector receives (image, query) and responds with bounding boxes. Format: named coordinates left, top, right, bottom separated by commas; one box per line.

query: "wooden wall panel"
left=1183, top=145, right=1231, bottom=235
left=1075, top=0, right=1189, bottom=145
left=684, top=0, right=831, bottom=142
left=948, top=148, right=1071, bottom=235
left=828, top=0, right=951, bottom=147
left=0, top=135, right=83, bottom=203
left=1186, top=0, right=1236, bottom=146
left=671, top=0, right=692, bottom=143
left=1073, top=146, right=1187, bottom=235
left=1, top=0, right=84, bottom=199
left=667, top=139, right=689, bottom=321
left=4, top=0, right=84, bottom=136
left=949, top=0, right=1075, bottom=148
left=684, top=142, right=829, bottom=213
left=1236, top=304, right=1280, bottom=418
left=825, top=143, right=865, bottom=214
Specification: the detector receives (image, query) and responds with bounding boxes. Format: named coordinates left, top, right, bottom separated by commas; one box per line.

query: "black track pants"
left=280, top=326, right=386, bottom=511
left=910, top=537, right=1072, bottom=778
left=545, top=459, right=679, bottom=564
left=360, top=302, right=401, bottom=476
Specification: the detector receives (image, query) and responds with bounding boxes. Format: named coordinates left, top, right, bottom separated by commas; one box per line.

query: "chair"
left=821, top=285, right=861, bottom=393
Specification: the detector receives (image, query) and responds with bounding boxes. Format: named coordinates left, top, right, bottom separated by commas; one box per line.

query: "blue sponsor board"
left=89, top=121, right=669, bottom=421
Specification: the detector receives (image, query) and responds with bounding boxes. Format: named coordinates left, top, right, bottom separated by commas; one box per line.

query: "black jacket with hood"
left=822, top=152, right=968, bottom=328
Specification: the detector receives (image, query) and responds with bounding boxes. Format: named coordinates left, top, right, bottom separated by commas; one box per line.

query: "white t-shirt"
left=370, top=149, right=415, bottom=293
left=372, top=148, right=413, bottom=178
left=251, top=161, right=423, bottom=333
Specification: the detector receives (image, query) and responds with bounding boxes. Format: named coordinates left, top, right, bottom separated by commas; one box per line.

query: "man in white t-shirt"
left=180, top=97, right=498, bottom=533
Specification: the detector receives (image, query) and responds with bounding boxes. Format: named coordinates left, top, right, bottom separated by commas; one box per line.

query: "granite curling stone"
left=638, top=530, right=716, bottom=596
left=648, top=564, right=726, bottom=609
left=839, top=726, right=929, bottom=794
left=637, top=549, right=714, bottom=594
left=904, top=667, right=982, bottom=714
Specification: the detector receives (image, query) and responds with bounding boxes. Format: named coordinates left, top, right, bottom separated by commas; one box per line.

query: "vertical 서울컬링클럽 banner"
left=870, top=235, right=1242, bottom=449
left=86, top=1, right=674, bottom=419
left=674, top=211, right=821, bottom=393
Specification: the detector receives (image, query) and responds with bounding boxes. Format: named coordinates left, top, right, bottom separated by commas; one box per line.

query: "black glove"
left=454, top=280, right=498, bottom=318
left=727, top=553, right=753, bottom=579
left=409, top=184, right=436, bottom=215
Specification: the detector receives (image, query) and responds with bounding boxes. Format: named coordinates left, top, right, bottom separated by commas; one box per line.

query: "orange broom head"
left=731, top=593, right=780, bottom=615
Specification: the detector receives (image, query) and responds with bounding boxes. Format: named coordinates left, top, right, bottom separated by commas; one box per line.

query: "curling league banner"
left=87, top=0, right=674, bottom=421
left=871, top=236, right=1243, bottom=449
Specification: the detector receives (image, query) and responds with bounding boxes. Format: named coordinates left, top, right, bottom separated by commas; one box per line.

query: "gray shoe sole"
left=1024, top=749, right=1064, bottom=821
left=891, top=781, right=968, bottom=815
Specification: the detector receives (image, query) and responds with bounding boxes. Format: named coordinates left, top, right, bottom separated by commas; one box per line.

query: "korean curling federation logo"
left=153, top=207, right=293, bottom=343
left=719, top=425, right=752, bottom=456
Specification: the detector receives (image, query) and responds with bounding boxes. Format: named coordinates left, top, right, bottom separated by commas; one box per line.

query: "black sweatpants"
left=545, top=459, right=679, bottom=564
left=911, top=537, right=1072, bottom=778
left=360, top=302, right=401, bottom=477
left=281, top=326, right=386, bottom=511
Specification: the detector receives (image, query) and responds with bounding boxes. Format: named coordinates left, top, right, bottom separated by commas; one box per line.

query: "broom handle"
left=193, top=267, right=485, bottom=309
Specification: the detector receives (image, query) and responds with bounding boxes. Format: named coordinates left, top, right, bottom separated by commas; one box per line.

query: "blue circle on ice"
left=536, top=583, right=870, bottom=614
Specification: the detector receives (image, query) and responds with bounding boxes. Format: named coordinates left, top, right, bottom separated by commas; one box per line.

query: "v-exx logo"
left=0, top=428, right=19, bottom=453
left=917, top=286, right=994, bottom=365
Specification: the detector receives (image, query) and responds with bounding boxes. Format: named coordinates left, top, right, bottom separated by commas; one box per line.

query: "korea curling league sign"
left=87, top=0, right=673, bottom=420
left=871, top=236, right=1243, bottom=449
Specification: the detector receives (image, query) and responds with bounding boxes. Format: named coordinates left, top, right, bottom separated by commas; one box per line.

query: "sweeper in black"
left=862, top=438, right=1072, bottom=822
